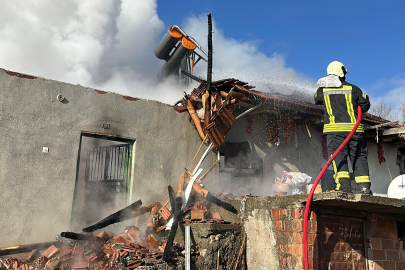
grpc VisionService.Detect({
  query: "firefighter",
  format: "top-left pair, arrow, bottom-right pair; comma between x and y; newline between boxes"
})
315,61 -> 372,194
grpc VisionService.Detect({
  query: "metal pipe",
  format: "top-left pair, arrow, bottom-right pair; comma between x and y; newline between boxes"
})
235,104 -> 263,120
185,226 -> 191,270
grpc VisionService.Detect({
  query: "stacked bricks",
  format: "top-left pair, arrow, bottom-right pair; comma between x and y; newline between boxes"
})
271,207 -> 318,270
367,215 -> 405,270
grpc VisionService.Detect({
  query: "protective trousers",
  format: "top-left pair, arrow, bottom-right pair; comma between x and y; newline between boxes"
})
326,133 -> 371,192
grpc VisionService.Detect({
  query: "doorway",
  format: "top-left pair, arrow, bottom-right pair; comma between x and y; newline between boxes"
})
71,133 -> 135,231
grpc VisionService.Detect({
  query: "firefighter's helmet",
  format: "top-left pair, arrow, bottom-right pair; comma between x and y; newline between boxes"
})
327,61 -> 348,78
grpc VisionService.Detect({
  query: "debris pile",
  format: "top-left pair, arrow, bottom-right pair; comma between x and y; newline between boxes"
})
0,191 -> 240,270
1,227 -> 187,270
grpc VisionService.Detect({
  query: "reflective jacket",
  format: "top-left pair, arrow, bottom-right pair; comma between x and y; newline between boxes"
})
314,81 -> 370,133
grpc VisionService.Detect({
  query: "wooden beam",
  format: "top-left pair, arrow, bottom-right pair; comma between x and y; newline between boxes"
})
383,127 -> 405,136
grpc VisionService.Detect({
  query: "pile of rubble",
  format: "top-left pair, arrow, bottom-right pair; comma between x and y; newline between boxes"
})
0,201 -> 240,270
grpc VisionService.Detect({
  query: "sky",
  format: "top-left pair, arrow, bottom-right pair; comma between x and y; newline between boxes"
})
0,0 -> 404,120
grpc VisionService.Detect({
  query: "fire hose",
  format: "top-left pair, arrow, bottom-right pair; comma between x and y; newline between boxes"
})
303,106 -> 362,270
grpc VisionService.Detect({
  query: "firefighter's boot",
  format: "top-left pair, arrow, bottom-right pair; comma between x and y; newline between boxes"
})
357,182 -> 372,195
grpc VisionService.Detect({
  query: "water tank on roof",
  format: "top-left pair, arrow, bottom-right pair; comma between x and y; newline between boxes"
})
154,27 -> 183,61
157,36 -> 197,81
387,174 -> 405,199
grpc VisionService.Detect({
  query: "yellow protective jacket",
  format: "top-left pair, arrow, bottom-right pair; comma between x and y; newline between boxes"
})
314,81 -> 370,133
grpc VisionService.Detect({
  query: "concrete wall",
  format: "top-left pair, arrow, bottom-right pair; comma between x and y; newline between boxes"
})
367,142 -> 401,195
0,69 -> 215,246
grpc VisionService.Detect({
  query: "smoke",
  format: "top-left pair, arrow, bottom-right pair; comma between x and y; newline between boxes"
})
0,0 -> 315,105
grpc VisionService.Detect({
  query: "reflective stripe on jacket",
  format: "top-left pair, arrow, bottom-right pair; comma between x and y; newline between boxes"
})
314,81 -> 370,133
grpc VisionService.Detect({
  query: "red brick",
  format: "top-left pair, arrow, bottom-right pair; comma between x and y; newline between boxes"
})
371,238 -> 382,249
382,239 -> 395,250
291,208 -> 303,219
395,240 -> 404,251
291,220 -> 304,232
386,228 -> 399,240
373,250 -> 386,261
272,208 -> 286,220
190,210 -> 205,221
382,261 -> 396,270
370,219 -> 379,228
379,219 -> 396,229
307,245 -> 314,258
309,221 -> 317,233
308,257 -> 318,269
370,227 -> 397,239
274,220 -> 283,231
400,250 -> 405,261
310,211 -> 317,221
387,250 -> 399,261
279,257 -> 288,266
397,261 -> 405,269
278,244 -> 285,255
290,232 -> 303,244
307,233 -> 317,245
286,244 -> 304,256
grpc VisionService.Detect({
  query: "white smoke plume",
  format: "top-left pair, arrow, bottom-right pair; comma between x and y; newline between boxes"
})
0,0 -> 315,105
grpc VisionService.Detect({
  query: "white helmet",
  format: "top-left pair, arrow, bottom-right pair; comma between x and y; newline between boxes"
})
327,61 -> 348,78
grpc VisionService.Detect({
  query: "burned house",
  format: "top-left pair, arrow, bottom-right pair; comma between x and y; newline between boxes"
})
0,68 -> 218,247
2,65 -> 405,270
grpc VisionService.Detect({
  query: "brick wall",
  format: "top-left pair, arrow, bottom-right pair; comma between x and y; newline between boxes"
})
367,215 -> 405,270
271,207 -> 318,270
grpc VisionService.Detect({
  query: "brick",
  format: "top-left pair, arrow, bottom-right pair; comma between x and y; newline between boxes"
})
308,257 -> 318,269
278,244 -> 284,255
307,245 -> 314,258
191,210 -> 205,221
307,233 -> 317,245
290,232 -> 303,244
386,228 -> 398,240
286,244 -> 304,256
373,249 -> 386,261
397,261 -> 405,269
41,245 -> 59,259
400,251 -> 405,261
279,257 -> 288,266
379,219 -> 395,229
395,240 -> 404,251
158,206 -> 172,220
272,208 -> 286,220
382,239 -> 395,250
370,220 -> 379,229
310,221 -> 317,233
274,220 -> 283,231
291,208 -> 303,219
371,238 -> 381,249
291,220 -> 304,232
387,250 -> 399,261
382,261 -> 396,270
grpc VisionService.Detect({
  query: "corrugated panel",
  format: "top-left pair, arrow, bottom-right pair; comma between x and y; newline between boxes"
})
318,216 -> 366,270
